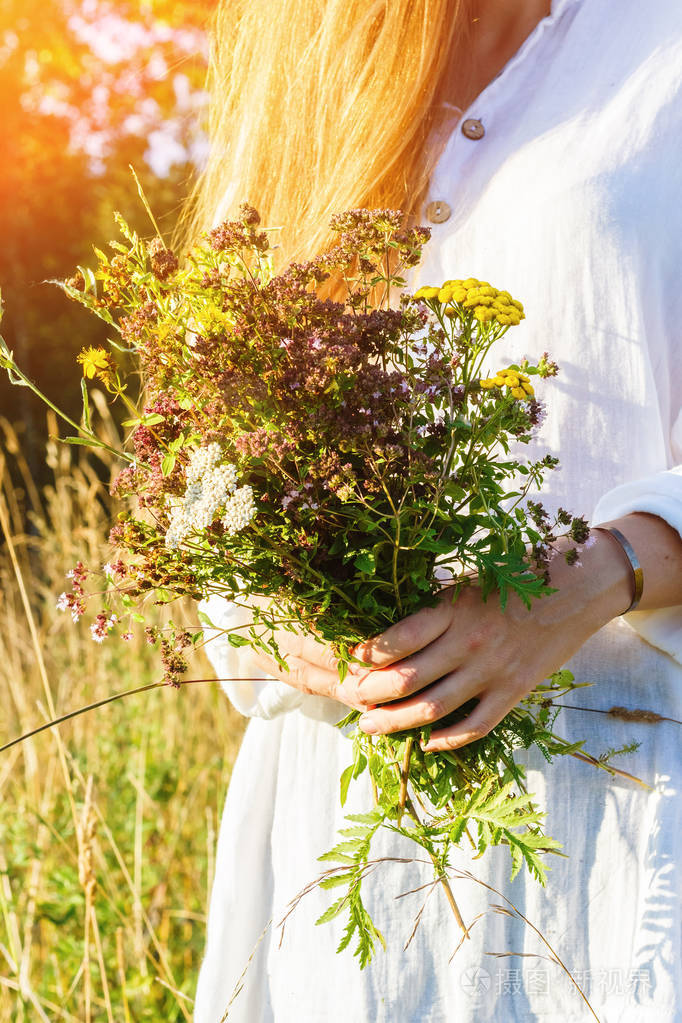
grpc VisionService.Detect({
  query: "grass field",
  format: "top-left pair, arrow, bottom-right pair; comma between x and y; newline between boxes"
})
0,412 -> 244,1021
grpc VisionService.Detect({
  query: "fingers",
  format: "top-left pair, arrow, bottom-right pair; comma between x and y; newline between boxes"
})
356,669 -> 484,735
250,647 -> 361,709
274,628 -> 340,674
350,630 -> 465,706
421,691 -> 516,752
350,593 -> 455,672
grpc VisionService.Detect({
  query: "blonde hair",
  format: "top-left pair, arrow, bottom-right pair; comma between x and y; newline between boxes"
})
180,0 -> 471,264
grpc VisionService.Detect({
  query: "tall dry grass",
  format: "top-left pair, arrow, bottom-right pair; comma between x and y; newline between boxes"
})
0,402 -> 244,1021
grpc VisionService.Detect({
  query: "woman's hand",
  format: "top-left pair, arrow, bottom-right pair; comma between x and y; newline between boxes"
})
243,599 -> 364,709
342,512 -> 682,751
245,512 -> 682,747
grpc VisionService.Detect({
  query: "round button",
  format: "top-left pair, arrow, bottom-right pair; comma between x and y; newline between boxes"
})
425,200 -> 452,224
461,118 -> 485,140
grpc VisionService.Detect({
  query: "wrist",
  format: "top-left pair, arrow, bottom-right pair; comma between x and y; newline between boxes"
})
546,530 -> 634,625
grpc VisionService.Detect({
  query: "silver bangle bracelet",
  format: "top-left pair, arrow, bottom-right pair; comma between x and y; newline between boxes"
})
594,525 -> 644,614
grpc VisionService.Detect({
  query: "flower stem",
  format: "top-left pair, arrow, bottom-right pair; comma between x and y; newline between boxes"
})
390,741 -> 470,938
397,737 -> 413,825
403,794 -> 470,939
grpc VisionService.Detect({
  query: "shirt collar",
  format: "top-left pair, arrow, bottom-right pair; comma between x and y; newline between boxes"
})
550,0 -> 582,17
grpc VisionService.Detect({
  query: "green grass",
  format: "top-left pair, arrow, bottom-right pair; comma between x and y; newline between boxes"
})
0,413 -> 244,1021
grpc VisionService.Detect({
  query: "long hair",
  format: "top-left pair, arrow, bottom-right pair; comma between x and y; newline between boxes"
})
180,0 -> 471,264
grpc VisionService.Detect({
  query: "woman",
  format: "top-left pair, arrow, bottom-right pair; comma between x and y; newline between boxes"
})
190,1 -> 682,1020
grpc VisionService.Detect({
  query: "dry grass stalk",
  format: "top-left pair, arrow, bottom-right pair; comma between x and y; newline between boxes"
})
0,414 -> 244,1020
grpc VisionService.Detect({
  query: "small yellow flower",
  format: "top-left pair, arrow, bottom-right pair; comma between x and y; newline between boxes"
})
481,365 -> 536,399
77,347 -> 113,382
416,277 -> 525,327
474,305 -> 495,323
413,285 -> 441,300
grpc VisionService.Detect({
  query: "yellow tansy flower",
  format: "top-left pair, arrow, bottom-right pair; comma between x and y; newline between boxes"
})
414,277 -> 525,327
413,284 -> 439,298
474,306 -> 495,322
77,346 -> 113,381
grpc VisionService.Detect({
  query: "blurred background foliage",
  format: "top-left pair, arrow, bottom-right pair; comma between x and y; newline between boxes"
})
0,0 -> 213,481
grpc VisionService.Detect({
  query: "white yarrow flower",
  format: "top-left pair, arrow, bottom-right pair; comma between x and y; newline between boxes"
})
165,445 -> 256,547
222,485 -> 256,535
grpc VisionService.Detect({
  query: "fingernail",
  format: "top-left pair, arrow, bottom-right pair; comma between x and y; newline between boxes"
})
422,741 -> 457,753
359,714 -> 378,734
422,740 -> 443,753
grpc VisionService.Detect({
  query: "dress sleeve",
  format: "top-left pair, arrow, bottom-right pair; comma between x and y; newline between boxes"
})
591,408 -> 682,665
198,594 -> 305,719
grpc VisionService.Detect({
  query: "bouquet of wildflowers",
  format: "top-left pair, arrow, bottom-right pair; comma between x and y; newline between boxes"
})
0,204 -> 631,966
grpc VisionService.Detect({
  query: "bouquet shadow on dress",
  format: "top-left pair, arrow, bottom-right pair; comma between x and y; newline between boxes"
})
0,202 -> 641,988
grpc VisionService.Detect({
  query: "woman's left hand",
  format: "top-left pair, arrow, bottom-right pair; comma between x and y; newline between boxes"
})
343,530 -> 635,752
262,512 -> 682,752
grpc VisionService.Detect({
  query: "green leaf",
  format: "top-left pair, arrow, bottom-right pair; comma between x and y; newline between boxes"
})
354,552 -> 376,574
315,894 -> 350,925
227,633 -> 251,648
80,377 -> 92,431
319,873 -> 354,890
161,452 -> 176,477
318,850 -> 355,865
121,412 -> 165,428
339,765 -> 354,808
61,436 -> 102,448
449,817 -> 468,845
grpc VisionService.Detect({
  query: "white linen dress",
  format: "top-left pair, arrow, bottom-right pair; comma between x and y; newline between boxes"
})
194,1 -> 682,1019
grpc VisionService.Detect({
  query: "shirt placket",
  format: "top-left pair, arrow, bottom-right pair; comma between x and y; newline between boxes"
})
424,0 -> 582,229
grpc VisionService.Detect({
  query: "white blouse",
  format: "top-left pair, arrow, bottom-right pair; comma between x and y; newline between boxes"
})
195,1 -> 682,1019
